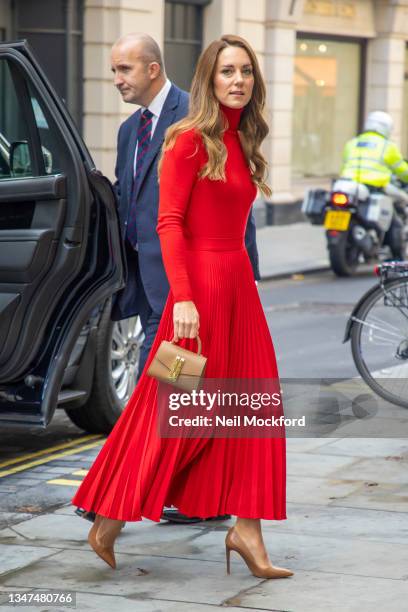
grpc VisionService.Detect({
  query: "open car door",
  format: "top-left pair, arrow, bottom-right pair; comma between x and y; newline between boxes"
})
0,42 -> 125,426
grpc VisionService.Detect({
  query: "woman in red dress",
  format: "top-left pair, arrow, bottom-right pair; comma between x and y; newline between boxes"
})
72,34 -> 293,580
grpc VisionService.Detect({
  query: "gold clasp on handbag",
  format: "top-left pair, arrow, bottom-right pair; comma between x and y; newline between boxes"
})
168,355 -> 185,382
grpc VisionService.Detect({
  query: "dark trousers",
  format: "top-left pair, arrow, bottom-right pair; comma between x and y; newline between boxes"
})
137,298 -> 161,379
124,240 -> 162,379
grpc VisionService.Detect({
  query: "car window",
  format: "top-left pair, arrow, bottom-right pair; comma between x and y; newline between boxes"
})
0,59 -> 35,179
0,56 -> 67,180
29,88 -> 63,175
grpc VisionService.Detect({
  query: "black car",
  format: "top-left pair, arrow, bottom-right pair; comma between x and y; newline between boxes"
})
0,41 -> 143,433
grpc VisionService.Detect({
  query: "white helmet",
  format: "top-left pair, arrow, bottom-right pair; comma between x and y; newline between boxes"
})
364,111 -> 393,138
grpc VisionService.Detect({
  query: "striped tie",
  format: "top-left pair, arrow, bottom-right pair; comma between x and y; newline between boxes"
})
126,108 -> 154,248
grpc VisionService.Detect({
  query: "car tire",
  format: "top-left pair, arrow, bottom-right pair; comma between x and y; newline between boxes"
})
65,298 -> 143,433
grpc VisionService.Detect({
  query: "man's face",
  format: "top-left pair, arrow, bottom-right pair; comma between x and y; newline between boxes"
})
111,43 -> 152,105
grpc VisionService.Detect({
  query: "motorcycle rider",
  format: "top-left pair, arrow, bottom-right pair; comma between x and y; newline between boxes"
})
340,110 -> 408,259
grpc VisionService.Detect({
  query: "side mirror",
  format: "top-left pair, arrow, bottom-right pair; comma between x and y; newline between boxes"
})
9,141 -> 31,176
9,141 -> 53,176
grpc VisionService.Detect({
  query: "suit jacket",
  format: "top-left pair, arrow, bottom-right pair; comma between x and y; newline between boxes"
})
111,83 -> 260,321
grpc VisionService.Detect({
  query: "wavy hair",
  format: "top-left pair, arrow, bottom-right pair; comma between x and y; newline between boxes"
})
159,34 -> 271,196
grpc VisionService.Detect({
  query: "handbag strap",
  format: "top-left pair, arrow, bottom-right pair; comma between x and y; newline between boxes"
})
171,335 -> 202,356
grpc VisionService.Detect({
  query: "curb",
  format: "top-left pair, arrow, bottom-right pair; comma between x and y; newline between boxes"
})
260,265 -> 331,282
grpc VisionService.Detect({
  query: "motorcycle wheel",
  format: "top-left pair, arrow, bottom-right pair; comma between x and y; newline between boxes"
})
328,231 -> 360,277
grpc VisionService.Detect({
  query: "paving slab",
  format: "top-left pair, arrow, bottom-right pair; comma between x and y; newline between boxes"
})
311,437 -> 408,458
0,486 -> 17,493
5,515 -> 406,581
60,499 -> 408,544
286,452 -> 357,478
263,502 -> 408,544
108,526 -> 407,580
332,456 -> 408,485
54,505 -> 89,516
0,513 -> 113,548
0,588 -> 268,612
0,513 -> 219,552
0,543 -> 59,576
0,548 -> 260,606
0,486 -> 72,514
0,513 -> 33,531
228,569 -> 408,612
331,414 -> 408,438
330,481 -> 408,512
286,474 -> 363,506
286,437 -> 342,452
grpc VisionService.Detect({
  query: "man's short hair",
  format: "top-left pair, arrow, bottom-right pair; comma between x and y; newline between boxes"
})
115,33 -> 164,71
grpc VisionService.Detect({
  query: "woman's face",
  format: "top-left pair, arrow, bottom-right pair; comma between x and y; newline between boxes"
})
213,46 -> 255,109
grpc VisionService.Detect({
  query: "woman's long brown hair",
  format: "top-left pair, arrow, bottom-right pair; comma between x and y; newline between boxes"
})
159,34 -> 271,197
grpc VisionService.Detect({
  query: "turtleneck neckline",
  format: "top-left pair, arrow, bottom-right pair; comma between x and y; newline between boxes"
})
220,103 -> 243,131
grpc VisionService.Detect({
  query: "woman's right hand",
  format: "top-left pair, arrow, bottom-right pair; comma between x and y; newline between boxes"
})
173,301 -> 200,341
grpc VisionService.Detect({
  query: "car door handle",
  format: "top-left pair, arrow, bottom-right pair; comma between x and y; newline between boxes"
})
64,226 -> 82,246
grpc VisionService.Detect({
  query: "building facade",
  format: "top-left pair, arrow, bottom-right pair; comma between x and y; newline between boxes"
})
1,0 -> 408,223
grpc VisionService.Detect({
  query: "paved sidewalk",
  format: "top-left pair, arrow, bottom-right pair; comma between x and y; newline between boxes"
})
257,222 -> 329,279
0,436 -> 407,611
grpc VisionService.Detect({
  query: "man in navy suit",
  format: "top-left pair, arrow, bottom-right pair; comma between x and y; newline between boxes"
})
76,33 -> 260,524
109,33 -> 189,374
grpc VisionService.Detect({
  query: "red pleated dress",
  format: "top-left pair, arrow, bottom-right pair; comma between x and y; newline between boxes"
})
71,104 -> 287,521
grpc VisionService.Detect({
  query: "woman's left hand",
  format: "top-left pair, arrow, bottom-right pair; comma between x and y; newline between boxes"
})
173,301 -> 200,341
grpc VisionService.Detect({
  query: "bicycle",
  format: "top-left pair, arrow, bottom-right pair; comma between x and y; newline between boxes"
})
344,261 -> 408,408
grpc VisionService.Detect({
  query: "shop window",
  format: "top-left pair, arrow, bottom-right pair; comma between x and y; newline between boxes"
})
12,0 -> 84,131
292,37 -> 363,178
164,0 -> 210,91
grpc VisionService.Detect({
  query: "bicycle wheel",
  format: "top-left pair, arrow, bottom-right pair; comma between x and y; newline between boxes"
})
350,277 -> 408,408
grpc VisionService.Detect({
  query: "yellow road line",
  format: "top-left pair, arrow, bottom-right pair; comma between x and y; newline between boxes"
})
47,478 -> 83,486
72,469 -> 89,476
0,440 -> 104,478
0,435 -> 104,469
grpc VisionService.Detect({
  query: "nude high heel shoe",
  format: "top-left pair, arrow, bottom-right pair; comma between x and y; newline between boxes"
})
225,526 -> 294,579
88,515 -> 126,569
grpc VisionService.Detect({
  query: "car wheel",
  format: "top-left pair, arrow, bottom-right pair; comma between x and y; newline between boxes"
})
65,298 -> 144,433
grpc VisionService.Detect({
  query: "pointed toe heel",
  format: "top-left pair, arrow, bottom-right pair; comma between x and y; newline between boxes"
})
87,515 -> 124,569
88,524 -> 117,569
225,526 -> 294,580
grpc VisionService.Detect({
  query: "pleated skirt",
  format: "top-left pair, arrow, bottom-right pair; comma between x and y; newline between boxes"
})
71,241 -> 287,521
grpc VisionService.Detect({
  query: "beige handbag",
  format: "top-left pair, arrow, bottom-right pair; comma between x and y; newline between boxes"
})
147,336 -> 207,392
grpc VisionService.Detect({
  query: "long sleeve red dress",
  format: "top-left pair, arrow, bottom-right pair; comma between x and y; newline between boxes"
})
71,103 -> 287,521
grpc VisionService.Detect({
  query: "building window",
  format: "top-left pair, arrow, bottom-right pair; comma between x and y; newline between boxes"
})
292,36 -> 363,178
164,0 -> 210,91
12,0 -> 84,131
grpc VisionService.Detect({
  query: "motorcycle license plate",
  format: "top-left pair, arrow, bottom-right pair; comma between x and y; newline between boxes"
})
324,210 -> 351,231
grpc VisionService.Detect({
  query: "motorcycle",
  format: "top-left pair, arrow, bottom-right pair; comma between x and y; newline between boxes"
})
302,178 -> 408,276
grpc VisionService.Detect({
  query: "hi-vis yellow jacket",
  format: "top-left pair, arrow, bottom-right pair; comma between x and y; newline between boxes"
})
341,131 -> 408,187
